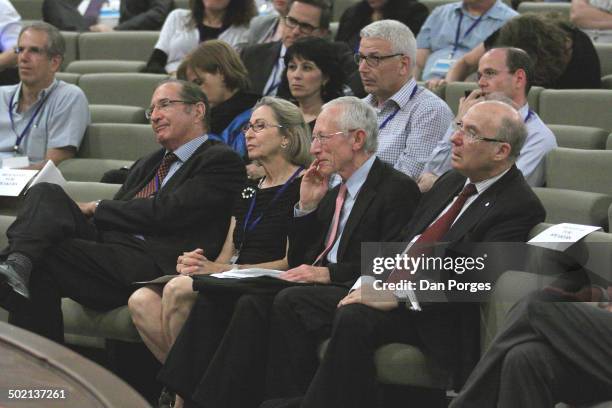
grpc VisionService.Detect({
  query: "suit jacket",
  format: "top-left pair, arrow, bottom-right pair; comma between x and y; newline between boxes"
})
243,14 -> 280,46
93,139 -> 246,274
401,165 -> 546,388
288,158 -> 421,286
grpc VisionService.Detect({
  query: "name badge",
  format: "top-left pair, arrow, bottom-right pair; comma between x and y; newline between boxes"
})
430,58 -> 457,76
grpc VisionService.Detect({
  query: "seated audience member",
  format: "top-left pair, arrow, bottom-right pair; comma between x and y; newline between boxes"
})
0,79 -> 245,343
571,0 -> 612,44
43,0 -> 172,32
336,0 -> 429,52
143,0 -> 257,74
177,39 -> 260,157
244,0 -> 290,45
450,289 -> 612,408
415,0 -> 517,81
129,96 -> 310,407
261,100 -> 545,408
357,19 -> 453,179
0,22 -> 89,169
157,96 -> 421,408
240,0 -> 355,97
279,37 -> 345,130
432,13 -> 601,90
0,0 -> 20,85
419,47 -> 556,191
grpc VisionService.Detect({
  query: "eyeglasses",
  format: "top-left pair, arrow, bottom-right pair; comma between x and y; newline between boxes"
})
14,46 -> 48,56
354,53 -> 404,68
283,16 -> 319,34
311,129 -> 356,144
452,122 -> 504,143
242,120 -> 284,133
476,68 -> 511,81
145,99 -> 195,120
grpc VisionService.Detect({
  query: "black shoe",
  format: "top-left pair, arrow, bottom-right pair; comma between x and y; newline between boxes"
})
158,387 -> 175,408
0,261 -> 29,299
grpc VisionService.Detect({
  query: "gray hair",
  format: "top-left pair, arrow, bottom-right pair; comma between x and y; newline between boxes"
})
19,22 -> 65,62
155,79 -> 210,130
360,20 -> 416,68
322,96 -> 378,154
254,96 -> 312,168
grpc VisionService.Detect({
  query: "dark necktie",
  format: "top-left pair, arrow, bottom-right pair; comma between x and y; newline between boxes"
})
134,153 -> 178,198
313,183 -> 348,266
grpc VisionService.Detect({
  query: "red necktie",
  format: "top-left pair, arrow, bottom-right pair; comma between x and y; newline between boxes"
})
134,153 -> 178,198
313,183 -> 348,266
389,183 -> 477,282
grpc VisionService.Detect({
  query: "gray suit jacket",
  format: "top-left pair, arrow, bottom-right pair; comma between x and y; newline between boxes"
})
243,14 -> 280,46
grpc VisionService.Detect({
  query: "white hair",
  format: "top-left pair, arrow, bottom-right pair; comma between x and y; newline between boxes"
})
360,19 -> 416,68
322,96 -> 378,154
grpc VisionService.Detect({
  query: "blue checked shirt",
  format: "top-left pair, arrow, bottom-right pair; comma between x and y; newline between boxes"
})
364,79 -> 454,180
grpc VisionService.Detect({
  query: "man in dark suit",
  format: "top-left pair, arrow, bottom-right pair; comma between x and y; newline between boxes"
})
240,0 -> 355,96
157,96 -> 420,408
0,79 -> 245,343
43,0 -> 172,32
261,100 -> 545,408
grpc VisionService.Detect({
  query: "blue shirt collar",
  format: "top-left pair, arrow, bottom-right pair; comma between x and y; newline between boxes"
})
344,154 -> 376,199
455,0 -> 509,20
169,134 -> 208,162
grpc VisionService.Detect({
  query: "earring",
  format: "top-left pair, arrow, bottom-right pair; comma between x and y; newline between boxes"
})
281,143 -> 288,149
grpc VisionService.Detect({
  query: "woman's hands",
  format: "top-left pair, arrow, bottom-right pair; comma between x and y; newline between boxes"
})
176,248 -> 233,275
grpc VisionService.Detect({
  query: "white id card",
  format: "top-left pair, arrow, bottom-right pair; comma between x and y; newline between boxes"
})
430,58 -> 457,76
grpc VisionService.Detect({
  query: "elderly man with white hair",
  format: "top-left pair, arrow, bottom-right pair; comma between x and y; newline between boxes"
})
357,19 -> 453,179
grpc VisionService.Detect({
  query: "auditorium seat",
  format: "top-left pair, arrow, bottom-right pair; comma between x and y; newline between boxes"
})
595,43 -> 612,77
58,159 -> 134,182
602,74 -> 612,90
9,0 -> 43,20
608,133 -> 612,150
65,60 -> 147,74
548,125 -> 609,150
89,105 -> 147,124
56,72 -> 80,85
517,1 -> 570,18
332,0 -> 360,21
77,31 -> 159,61
420,0 -> 458,12
538,90 -> 612,131
173,0 -> 189,9
545,148 -> 612,195
77,123 -> 158,160
60,31 -> 79,69
533,187 -> 612,231
78,73 -> 168,108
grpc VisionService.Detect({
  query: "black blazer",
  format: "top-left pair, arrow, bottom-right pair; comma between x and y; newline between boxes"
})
401,165 -> 546,388
288,158 -> 421,286
93,139 -> 246,274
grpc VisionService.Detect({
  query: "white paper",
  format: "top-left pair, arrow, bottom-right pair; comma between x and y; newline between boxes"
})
1,156 -> 30,169
528,223 -> 603,251
28,160 -> 67,190
0,169 -> 38,196
210,268 -> 284,279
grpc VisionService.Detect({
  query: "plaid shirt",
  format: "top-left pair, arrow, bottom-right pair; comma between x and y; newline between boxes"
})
364,79 -> 454,179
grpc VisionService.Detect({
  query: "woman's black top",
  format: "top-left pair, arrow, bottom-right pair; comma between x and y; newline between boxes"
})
210,91 -> 260,135
335,0 -> 429,51
232,176 -> 301,265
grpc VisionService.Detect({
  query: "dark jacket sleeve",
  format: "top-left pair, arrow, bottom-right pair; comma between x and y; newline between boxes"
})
116,0 -> 173,30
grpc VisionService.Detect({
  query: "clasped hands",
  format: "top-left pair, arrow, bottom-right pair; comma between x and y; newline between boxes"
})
176,249 -> 232,275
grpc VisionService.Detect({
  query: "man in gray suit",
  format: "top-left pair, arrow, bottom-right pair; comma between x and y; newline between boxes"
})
244,0 -> 290,45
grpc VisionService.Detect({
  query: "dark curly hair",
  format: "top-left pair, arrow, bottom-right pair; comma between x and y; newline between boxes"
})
489,13 -> 571,88
281,37 -> 345,103
187,0 -> 257,28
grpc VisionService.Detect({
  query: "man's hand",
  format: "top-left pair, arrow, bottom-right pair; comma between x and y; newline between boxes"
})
417,172 -> 439,192
338,286 -> 399,311
456,89 -> 485,121
89,23 -> 113,32
176,248 -> 232,275
298,159 -> 329,211
77,201 -> 98,217
280,264 -> 331,283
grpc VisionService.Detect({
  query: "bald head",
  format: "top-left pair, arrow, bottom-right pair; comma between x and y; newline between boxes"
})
450,100 -> 526,181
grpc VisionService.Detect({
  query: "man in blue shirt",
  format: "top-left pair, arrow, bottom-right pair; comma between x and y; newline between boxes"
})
415,0 -> 517,80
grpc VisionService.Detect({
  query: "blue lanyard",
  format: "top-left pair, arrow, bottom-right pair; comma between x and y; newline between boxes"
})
242,166 -> 303,236
378,85 -> 418,131
524,110 -> 533,123
8,85 -> 55,153
452,11 -> 487,57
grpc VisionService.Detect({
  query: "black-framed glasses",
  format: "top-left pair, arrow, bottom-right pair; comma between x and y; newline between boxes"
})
145,99 -> 195,120
354,53 -> 404,68
283,15 -> 319,34
452,122 -> 504,143
311,129 -> 356,144
242,120 -> 284,133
